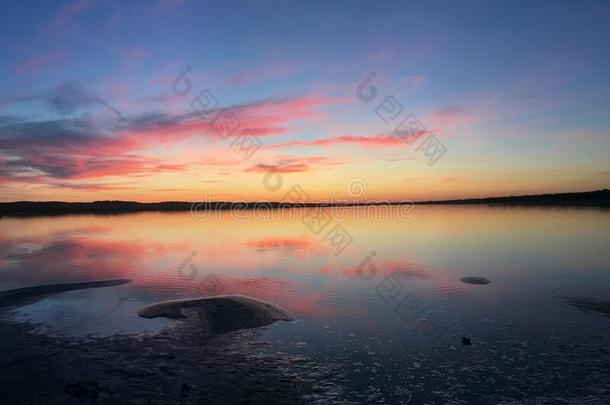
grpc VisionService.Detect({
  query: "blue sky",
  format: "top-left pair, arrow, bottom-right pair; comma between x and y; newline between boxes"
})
0,0 -> 609,201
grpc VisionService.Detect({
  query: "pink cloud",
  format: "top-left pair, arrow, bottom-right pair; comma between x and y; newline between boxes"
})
222,64 -> 298,86
442,176 -> 463,183
244,156 -> 348,174
232,95 -> 342,124
124,48 -> 154,70
364,51 -> 392,61
124,94 -> 341,143
431,106 -> 468,126
53,0 -> 95,29
278,156 -> 349,166
269,134 -> 424,149
14,53 -> 56,76
48,182 -> 132,191
399,75 -> 427,90
246,162 -> 310,174
1,94 -> 345,185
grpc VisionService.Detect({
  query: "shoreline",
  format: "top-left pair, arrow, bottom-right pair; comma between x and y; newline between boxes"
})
0,189 -> 608,217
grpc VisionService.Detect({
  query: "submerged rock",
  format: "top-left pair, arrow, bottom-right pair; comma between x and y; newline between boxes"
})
0,279 -> 132,310
138,295 -> 295,336
559,296 -> 610,316
64,381 -> 110,401
460,276 -> 491,285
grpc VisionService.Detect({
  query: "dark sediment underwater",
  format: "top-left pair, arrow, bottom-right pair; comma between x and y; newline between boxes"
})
1,279 -> 610,404
558,296 -> 610,316
0,280 -> 351,404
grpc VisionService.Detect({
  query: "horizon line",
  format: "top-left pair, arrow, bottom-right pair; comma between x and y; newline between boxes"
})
1,189 -> 608,206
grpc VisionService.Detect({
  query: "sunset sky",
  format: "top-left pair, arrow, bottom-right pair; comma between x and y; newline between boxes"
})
1,0 -> 609,202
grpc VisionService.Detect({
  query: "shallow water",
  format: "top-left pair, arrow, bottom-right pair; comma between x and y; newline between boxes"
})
1,206 -> 609,402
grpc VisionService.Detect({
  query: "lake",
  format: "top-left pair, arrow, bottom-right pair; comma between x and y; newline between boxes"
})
1,205 -> 609,403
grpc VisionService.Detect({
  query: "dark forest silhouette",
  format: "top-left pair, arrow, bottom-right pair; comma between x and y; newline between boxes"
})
0,190 -> 608,217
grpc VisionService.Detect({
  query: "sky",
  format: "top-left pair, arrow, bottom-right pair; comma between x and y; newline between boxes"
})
0,0 -> 609,202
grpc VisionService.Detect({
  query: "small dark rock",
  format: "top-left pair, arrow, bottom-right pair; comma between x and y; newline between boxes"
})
180,382 -> 192,398
65,381 -> 100,400
460,276 -> 490,285
158,365 -> 176,376
104,368 -> 129,377
461,337 -> 472,346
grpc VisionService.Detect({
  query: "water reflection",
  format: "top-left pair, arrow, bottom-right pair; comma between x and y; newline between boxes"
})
0,206 -> 609,401
1,207 -> 609,332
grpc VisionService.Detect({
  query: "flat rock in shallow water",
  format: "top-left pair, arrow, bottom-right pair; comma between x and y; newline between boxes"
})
559,296 -> 610,316
460,276 -> 491,285
138,295 -> 295,336
0,279 -> 132,310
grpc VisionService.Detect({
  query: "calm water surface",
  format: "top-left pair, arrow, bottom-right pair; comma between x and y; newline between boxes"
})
1,206 -> 609,402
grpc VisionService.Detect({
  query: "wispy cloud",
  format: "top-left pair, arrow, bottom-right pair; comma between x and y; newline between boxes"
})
269,134 -> 427,149
221,64 -> 298,86
53,0 -> 95,30
246,162 -> 310,174
0,91 -> 343,186
14,53 -> 56,76
245,155 -> 349,174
